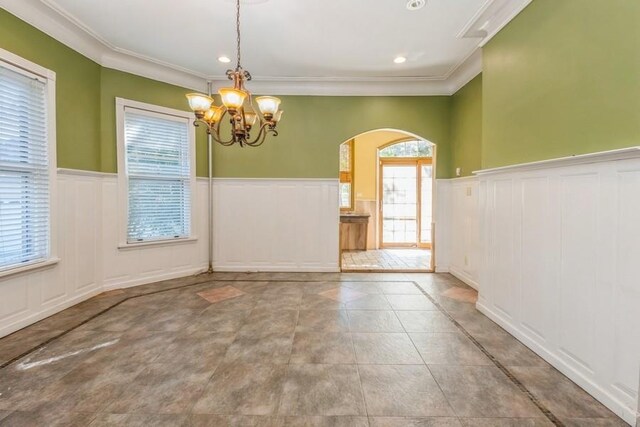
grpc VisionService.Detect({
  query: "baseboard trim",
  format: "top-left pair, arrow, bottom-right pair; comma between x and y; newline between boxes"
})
449,266 -> 479,290
0,286 -> 103,338
212,265 -> 340,273
476,302 -> 636,425
102,266 -> 208,291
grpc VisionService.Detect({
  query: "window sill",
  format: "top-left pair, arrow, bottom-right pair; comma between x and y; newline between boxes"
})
0,257 -> 60,280
118,236 -> 198,251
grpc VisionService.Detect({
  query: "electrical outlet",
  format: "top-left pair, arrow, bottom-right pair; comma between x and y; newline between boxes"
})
466,187 -> 472,196
456,167 -> 461,177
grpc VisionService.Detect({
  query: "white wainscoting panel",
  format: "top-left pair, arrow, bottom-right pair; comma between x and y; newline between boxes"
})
434,179 -> 452,273
0,172 -> 105,338
101,175 -> 208,290
0,171 -> 209,338
211,178 -> 340,272
447,177 -> 480,288
0,173 -> 343,337
475,150 -> 640,425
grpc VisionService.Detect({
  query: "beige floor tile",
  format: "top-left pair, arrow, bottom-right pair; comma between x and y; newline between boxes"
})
429,365 -> 543,418
352,333 -> 423,364
359,364 -> 454,417
193,363 -> 286,415
289,332 -> 355,364
279,364 -> 366,416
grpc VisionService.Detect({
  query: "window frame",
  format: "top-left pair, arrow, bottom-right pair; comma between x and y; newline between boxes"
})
0,48 -> 58,279
115,97 -> 197,249
339,139 -> 355,212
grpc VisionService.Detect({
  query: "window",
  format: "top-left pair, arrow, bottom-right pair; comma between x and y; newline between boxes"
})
379,139 -> 432,158
339,140 -> 354,211
0,52 -> 56,273
116,99 -> 195,246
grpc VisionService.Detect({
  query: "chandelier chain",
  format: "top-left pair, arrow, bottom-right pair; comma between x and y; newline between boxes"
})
186,0 -> 281,147
236,0 -> 241,70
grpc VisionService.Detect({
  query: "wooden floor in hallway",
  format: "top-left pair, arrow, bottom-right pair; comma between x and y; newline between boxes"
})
0,272 -> 627,426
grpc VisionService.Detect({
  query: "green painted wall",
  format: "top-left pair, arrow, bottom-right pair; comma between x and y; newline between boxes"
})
100,74 -> 453,177
450,74 -> 482,177
4,2 -> 640,179
99,73 -> 453,177
0,9 -> 455,179
99,68 -> 209,176
0,8 -> 101,171
482,0 -> 640,169
209,95 -> 452,178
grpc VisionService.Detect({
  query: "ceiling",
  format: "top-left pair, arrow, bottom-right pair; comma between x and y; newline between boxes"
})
0,0 -> 532,95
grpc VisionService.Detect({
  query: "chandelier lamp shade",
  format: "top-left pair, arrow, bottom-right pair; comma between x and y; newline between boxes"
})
185,0 -> 282,147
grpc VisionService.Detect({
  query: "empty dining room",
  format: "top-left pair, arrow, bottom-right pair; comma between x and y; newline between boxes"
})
0,0 -> 639,426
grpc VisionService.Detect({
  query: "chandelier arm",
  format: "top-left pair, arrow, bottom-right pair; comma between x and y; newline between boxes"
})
252,127 -> 277,147
208,109 -> 236,145
211,127 -> 236,145
244,122 -> 268,146
245,122 -> 277,147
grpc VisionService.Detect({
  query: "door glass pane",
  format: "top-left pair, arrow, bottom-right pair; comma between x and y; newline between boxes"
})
381,165 -> 417,245
420,164 -> 433,244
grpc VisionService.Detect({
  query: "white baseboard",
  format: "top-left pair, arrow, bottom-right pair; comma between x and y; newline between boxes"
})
477,302 -> 636,425
0,286 -> 103,338
212,265 -> 340,273
102,265 -> 209,291
449,266 -> 479,290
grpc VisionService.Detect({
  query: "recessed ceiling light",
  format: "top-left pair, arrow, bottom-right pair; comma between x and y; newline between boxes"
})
406,0 -> 426,11
218,56 -> 231,63
394,56 -> 407,64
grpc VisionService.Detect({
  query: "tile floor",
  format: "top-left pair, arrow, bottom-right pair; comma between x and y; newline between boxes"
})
341,249 -> 432,271
0,272 -> 628,426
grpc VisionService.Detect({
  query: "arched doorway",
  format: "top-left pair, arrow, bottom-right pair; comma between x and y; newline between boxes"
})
338,129 -> 435,272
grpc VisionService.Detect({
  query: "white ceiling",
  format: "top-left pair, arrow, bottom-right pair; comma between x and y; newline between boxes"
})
0,0 -> 533,95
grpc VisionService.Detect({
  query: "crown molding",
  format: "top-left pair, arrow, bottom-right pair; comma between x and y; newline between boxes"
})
458,0 -> 533,47
446,49 -> 482,95
1,0 -> 529,96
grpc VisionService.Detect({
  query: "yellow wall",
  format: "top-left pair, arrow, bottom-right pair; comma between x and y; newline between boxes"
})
352,130 -> 412,201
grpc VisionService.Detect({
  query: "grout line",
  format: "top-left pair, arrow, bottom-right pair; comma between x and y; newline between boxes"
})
409,281 -> 565,427
395,303 -> 461,423
0,274 -> 231,370
349,318 -> 370,422
1,274 -> 561,426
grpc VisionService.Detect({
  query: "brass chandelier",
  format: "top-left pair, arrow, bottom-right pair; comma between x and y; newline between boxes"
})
186,0 -> 282,147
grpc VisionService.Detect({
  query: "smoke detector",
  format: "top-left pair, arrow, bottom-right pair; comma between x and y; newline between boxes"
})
406,0 -> 426,11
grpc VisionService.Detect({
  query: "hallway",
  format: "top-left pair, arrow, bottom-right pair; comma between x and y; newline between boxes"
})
0,272 -> 624,426
341,249 -> 432,271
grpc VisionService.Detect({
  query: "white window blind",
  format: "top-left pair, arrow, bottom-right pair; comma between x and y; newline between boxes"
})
0,63 -> 50,271
123,108 -> 191,243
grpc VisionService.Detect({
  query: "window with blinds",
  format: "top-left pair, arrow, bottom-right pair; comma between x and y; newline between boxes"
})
123,107 -> 192,243
0,62 -> 50,271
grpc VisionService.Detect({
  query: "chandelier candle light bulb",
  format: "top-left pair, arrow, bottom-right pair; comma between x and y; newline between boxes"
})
186,93 -> 213,117
219,88 -> 247,111
256,96 -> 281,119
185,0 -> 282,147
204,106 -> 224,123
244,111 -> 258,127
